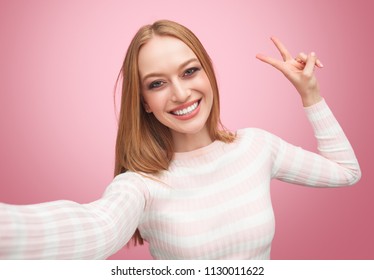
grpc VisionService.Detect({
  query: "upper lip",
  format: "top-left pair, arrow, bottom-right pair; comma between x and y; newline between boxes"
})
169,99 -> 201,113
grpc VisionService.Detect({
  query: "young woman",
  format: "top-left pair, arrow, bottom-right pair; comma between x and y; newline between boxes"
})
0,20 -> 361,259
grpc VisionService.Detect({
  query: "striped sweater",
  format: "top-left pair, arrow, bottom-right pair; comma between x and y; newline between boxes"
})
0,99 -> 361,259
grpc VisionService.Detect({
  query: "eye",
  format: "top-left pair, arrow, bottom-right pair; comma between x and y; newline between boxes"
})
183,67 -> 200,77
148,80 -> 165,89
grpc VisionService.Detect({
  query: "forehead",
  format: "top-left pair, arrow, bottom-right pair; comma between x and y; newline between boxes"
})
138,36 -> 197,76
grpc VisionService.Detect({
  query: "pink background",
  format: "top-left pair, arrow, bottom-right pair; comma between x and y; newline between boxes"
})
0,0 -> 373,259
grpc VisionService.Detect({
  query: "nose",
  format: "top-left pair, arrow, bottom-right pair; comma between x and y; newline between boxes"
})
171,80 -> 191,103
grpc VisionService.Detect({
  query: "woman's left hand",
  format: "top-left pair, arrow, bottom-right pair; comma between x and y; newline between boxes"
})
256,37 -> 323,107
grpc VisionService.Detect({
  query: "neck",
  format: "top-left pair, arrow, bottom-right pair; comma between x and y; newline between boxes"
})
171,127 -> 213,153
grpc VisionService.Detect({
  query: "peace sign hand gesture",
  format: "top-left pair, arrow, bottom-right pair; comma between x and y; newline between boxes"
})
256,37 -> 323,107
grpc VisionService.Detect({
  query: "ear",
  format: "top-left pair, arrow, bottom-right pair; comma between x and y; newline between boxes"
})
143,102 -> 152,113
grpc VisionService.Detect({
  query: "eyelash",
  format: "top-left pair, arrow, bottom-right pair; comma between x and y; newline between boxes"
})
148,80 -> 164,89
148,67 -> 201,90
183,67 -> 200,77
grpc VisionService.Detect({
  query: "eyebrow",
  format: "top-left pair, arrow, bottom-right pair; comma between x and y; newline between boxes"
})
141,58 -> 199,83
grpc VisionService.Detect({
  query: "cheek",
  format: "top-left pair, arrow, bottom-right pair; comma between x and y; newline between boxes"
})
143,92 -> 169,111
196,73 -> 213,94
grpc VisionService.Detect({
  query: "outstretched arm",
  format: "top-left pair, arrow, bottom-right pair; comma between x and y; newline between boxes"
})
0,172 -> 147,259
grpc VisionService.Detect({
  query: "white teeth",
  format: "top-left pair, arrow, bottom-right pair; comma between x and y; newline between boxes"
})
172,101 -> 198,116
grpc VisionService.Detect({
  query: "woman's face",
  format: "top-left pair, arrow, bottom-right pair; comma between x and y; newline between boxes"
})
138,35 -> 213,140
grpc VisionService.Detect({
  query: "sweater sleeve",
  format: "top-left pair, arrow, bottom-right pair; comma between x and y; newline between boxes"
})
0,172 -> 148,259
270,99 -> 361,187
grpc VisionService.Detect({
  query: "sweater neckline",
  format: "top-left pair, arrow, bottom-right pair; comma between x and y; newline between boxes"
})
172,139 -> 224,161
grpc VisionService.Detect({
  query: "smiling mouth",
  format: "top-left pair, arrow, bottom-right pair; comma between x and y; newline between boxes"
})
170,99 -> 201,116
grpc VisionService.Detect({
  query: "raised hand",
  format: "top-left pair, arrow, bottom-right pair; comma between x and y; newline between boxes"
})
256,37 -> 323,107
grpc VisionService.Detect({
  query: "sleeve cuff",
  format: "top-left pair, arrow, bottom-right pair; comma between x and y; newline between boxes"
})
303,98 -> 343,135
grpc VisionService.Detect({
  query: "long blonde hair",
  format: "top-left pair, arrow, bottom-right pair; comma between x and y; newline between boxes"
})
114,20 -> 235,245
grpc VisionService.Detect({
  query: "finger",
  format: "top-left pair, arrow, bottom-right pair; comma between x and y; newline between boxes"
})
303,52 -> 318,76
316,58 -> 324,68
270,37 -> 293,61
294,52 -> 307,70
296,52 -> 308,64
256,53 -> 284,72
296,52 -> 324,68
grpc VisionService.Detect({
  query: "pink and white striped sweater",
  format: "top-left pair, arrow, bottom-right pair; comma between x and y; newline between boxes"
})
0,99 -> 361,259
